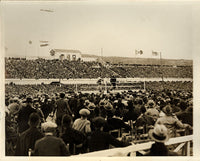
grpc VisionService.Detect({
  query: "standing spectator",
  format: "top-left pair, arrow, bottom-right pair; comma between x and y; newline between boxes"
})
55,93 -> 73,127
34,121 -> 70,156
17,97 -> 36,134
15,113 -> 43,156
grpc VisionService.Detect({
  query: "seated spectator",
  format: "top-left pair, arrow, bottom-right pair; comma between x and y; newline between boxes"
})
15,113 -> 43,156
34,121 -> 70,156
73,109 -> 91,135
144,124 -> 178,156
88,117 -> 131,152
145,100 -> 159,122
176,101 -> 192,126
61,114 -> 86,155
106,109 -> 131,133
135,106 -> 155,134
155,105 -> 189,137
123,100 -> 139,122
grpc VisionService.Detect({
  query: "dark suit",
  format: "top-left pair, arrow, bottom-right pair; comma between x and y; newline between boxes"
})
17,105 -> 36,133
61,127 -> 86,154
88,129 -> 130,152
34,135 -> 70,156
56,98 -> 72,126
15,127 -> 43,156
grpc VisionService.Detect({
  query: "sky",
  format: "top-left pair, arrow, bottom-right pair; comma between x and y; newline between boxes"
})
1,1 -> 197,60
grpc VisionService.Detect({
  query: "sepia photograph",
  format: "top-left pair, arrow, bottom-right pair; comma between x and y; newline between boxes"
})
1,0 -> 200,159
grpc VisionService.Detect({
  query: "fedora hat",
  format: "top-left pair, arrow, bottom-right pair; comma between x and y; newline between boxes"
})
149,124 -> 169,143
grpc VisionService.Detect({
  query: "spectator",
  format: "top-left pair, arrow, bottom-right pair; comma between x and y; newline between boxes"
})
61,114 -> 86,155
15,113 -> 43,156
73,109 -> 91,135
144,124 -> 178,156
155,105 -> 188,137
55,93 -> 73,128
17,97 -> 37,134
88,117 -> 131,152
34,121 -> 70,156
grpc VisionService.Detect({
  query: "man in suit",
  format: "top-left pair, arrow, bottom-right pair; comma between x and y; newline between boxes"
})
55,93 -> 73,127
88,117 -> 131,152
34,121 -> 70,156
15,113 -> 43,156
17,97 -> 37,134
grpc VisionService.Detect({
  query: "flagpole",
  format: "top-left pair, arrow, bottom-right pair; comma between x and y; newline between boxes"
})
159,52 -> 164,91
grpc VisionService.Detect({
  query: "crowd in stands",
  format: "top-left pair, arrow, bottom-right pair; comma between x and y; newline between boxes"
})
6,88 -> 193,156
5,81 -> 192,97
5,58 -> 192,79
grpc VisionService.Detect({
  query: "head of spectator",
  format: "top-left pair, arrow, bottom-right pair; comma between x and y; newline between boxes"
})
147,100 -> 155,109
92,116 -> 106,131
179,101 -> 188,111
62,114 -> 73,128
87,102 -> 96,111
42,121 -> 57,135
28,113 -> 40,128
104,102 -> 113,111
163,105 -> 173,116
60,93 -> 65,99
79,108 -> 90,119
26,96 -> 33,104
140,106 -> 147,114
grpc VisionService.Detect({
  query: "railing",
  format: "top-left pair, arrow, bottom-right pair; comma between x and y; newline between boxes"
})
74,135 -> 193,157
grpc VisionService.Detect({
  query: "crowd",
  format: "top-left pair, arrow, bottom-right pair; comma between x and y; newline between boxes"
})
5,58 -> 192,79
5,81 -> 192,97
5,88 -> 193,156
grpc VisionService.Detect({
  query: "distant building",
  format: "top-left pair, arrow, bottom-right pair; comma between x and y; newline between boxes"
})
50,49 -> 82,61
82,57 -> 97,62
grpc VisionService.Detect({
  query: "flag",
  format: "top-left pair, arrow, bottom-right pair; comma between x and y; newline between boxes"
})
152,51 -> 159,56
135,50 -> 143,55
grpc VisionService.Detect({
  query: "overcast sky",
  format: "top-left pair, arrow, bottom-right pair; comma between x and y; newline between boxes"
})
1,1 -> 197,60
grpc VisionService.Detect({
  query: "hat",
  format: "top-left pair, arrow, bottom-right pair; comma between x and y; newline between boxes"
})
26,97 -> 33,103
79,108 -> 90,116
93,117 -> 106,128
41,121 -> 57,132
163,105 -> 173,115
149,124 -> 169,143
104,102 -> 113,111
147,100 -> 155,108
84,100 -> 90,107
87,102 -> 96,111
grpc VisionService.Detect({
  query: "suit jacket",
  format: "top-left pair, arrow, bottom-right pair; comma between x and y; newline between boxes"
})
15,127 -> 43,156
56,98 -> 72,118
17,105 -> 36,133
34,135 -> 70,156
88,129 -> 130,152
61,127 -> 86,154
